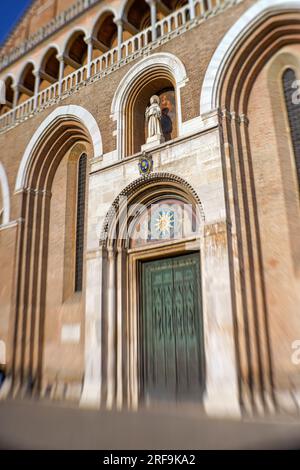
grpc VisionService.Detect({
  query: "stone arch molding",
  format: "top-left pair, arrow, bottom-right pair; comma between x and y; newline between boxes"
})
100,171 -> 205,246
62,27 -> 90,53
37,43 -> 61,70
0,162 -> 10,225
15,105 -> 103,192
200,0 -> 300,115
111,52 -> 188,158
90,6 -> 119,36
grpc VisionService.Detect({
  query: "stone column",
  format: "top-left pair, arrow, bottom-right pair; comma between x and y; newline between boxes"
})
12,84 -> 19,120
57,54 -> 65,96
106,247 -> 116,409
80,248 -> 104,408
202,221 -> 241,417
85,37 -> 93,79
114,19 -> 124,62
189,0 -> 195,20
116,246 -> 126,409
147,0 -> 157,42
33,70 -> 41,109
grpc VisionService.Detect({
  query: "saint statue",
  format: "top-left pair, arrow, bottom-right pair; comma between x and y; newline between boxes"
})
145,95 -> 164,142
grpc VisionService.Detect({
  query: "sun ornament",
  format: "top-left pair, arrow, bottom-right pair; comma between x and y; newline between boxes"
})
155,210 -> 175,236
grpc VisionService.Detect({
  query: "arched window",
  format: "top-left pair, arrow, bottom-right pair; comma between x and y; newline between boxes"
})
92,12 -> 118,57
64,31 -> 88,77
282,68 -> 300,187
40,47 -> 59,90
75,153 -> 87,292
18,63 -> 35,104
125,0 -> 151,31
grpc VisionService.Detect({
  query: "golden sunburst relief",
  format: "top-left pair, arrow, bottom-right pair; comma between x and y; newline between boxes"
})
155,210 -> 175,236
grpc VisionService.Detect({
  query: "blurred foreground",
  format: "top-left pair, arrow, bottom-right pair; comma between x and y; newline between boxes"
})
1,400 -> 300,450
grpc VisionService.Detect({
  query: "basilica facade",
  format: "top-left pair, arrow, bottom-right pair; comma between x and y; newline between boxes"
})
0,0 -> 300,418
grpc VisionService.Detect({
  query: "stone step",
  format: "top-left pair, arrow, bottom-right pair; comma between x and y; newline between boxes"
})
1,399 -> 300,449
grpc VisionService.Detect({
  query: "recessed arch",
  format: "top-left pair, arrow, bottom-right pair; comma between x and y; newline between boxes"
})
17,61 -> 36,86
100,171 -> 205,247
62,27 -> 89,54
111,52 -> 188,158
65,30 -> 87,67
124,0 -> 151,30
17,62 -> 35,104
15,105 -> 103,192
38,46 -> 60,91
0,162 -> 10,225
92,9 -> 117,36
91,6 -> 118,32
200,0 -> 300,114
92,10 -> 118,53
15,60 -> 36,85
37,44 -> 60,71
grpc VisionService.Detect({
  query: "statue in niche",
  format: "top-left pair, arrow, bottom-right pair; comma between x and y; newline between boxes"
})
143,95 -> 165,150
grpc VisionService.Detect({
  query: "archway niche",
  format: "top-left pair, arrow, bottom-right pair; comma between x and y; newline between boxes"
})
92,12 -> 118,59
64,31 -> 88,77
18,63 -> 35,105
0,77 -> 14,115
126,74 -> 178,156
39,47 -> 60,91
125,0 -> 151,31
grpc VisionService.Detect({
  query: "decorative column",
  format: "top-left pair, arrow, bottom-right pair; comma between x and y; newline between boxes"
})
202,221 -> 241,418
147,0 -> 157,42
85,36 -> 93,79
57,54 -> 65,96
12,84 -> 19,120
33,70 -> 41,109
189,0 -> 195,20
114,19 -> 124,62
106,247 -> 116,410
116,246 -> 126,409
80,248 -> 104,408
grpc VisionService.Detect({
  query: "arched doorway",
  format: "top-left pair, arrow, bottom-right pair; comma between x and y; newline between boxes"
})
99,173 -> 205,409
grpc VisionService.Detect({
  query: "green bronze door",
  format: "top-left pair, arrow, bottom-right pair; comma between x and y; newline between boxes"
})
141,253 -> 204,403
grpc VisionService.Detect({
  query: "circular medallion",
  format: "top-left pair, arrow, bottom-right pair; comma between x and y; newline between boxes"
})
138,153 -> 153,175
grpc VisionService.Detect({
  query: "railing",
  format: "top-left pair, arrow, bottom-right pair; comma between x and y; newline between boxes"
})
0,0 -> 241,133
37,82 -> 60,108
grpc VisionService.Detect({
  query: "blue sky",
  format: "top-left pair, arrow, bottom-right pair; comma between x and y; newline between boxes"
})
0,0 -> 32,46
